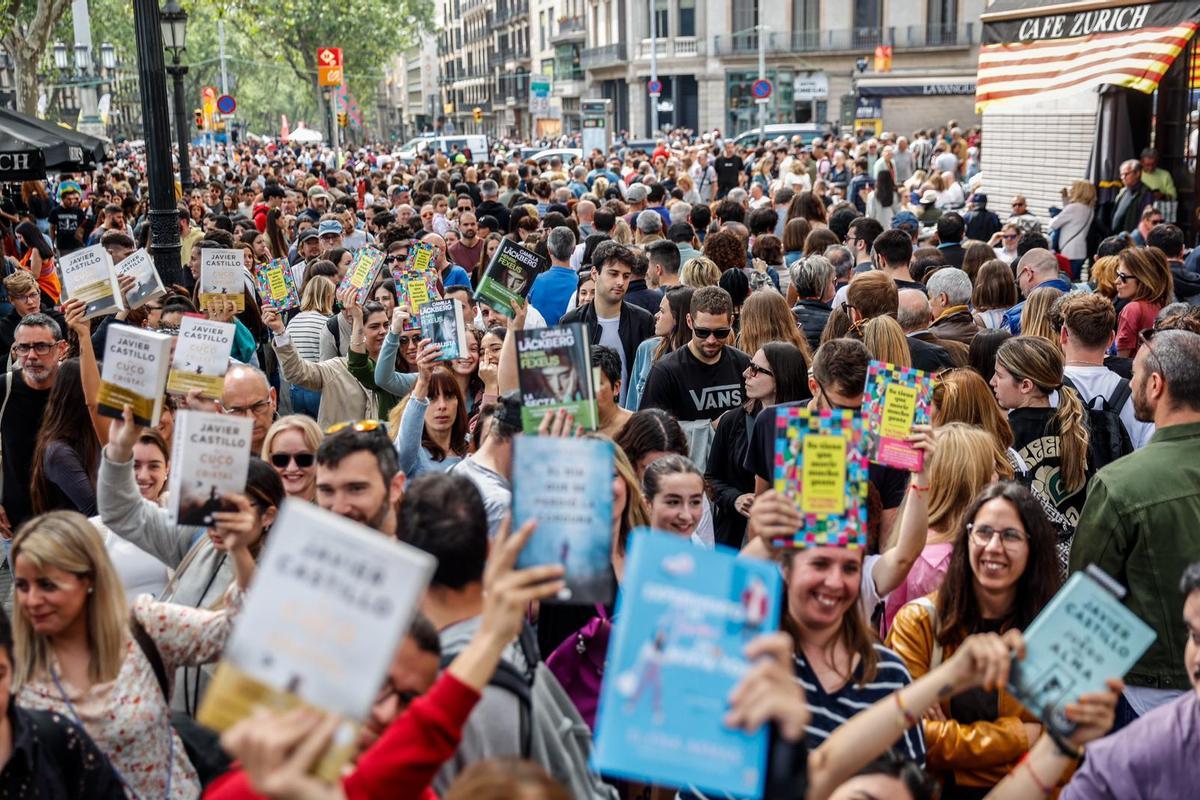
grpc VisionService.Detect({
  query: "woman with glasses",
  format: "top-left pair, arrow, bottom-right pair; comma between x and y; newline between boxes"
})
261,415 -> 324,502
887,481 -> 1060,798
96,407 -> 284,715
1113,247 -> 1174,358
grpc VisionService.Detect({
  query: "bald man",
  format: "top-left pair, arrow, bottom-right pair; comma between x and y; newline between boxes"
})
220,364 -> 278,454
1005,248 -> 1072,334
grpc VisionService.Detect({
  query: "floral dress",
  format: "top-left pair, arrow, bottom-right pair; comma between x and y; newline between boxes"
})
17,589 -> 242,800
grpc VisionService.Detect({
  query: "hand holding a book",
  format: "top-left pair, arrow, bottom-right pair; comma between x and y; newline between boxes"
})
388,307 -> 411,335
906,424 -> 935,486
261,304 -> 286,336
208,492 -> 262,591
537,406 -> 581,438
62,298 -> 88,338
413,339 -> 443,389
724,631 -> 810,742
220,707 -> 346,800
338,286 -> 362,324
506,298 -> 527,331
942,629 -> 1027,695
1061,678 -> 1122,748
744,491 -> 803,550
106,404 -> 144,463
208,296 -> 238,324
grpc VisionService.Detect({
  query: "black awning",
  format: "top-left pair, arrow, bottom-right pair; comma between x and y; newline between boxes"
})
0,131 -> 46,181
0,109 -> 108,165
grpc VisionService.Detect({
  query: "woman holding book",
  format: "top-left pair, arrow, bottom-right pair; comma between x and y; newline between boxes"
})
389,339 -> 470,479
96,406 -> 284,716
623,286 -> 693,411
261,415 -> 324,502
887,481 -> 1060,797
9,503 -> 256,800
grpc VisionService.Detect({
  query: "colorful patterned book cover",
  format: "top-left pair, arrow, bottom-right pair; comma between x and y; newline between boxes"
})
337,247 -> 385,305
393,244 -> 442,330
771,407 -> 869,549
255,258 -> 301,312
861,360 -> 934,472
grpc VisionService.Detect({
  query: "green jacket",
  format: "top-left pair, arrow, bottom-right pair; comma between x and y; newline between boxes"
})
347,349 -> 397,420
1068,421 -> 1200,691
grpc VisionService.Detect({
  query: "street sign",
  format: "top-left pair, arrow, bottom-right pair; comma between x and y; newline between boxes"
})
751,79 -> 773,100
216,94 -> 236,115
317,47 -> 344,87
317,47 -> 342,67
647,79 -> 663,96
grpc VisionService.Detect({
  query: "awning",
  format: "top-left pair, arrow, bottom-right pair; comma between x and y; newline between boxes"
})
0,109 -> 108,165
0,113 -> 90,172
977,0 -> 1200,112
856,74 -> 976,97
0,131 -> 46,181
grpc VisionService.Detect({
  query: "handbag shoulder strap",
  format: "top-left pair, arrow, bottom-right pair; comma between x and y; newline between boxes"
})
129,612 -> 170,702
912,597 -> 943,670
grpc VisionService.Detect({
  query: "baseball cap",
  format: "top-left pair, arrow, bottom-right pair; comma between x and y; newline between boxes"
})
920,189 -> 939,205
308,185 -> 331,199
626,184 -> 649,203
478,214 -> 499,230
317,220 -> 343,237
891,211 -> 919,234
297,228 -> 319,244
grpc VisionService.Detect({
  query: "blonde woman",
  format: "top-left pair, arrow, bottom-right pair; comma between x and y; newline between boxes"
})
861,316 -> 911,368
11,509 -> 255,799
1089,254 -> 1120,300
680,255 -> 721,288
736,290 -> 812,361
611,216 -> 632,245
1050,180 -> 1096,274
261,415 -> 324,502
1019,286 -> 1064,349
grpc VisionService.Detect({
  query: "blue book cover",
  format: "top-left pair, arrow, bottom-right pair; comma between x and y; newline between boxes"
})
1008,568 -> 1155,736
513,436 -> 615,604
592,529 -> 782,797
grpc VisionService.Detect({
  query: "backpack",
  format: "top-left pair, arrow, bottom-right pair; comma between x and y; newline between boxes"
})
1065,377 -> 1134,470
442,624 -> 619,800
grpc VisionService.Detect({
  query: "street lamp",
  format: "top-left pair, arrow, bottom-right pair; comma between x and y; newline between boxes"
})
53,42 -> 69,71
160,0 -> 192,195
74,43 -> 92,72
100,42 -> 117,71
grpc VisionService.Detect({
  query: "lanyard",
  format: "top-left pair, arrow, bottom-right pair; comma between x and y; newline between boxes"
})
50,664 -> 174,800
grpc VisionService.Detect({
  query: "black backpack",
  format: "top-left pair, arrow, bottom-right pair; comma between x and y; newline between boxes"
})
1065,377 -> 1134,470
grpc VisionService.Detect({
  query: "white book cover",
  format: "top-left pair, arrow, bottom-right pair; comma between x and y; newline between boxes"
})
57,244 -> 124,319
115,249 -> 166,310
197,499 -> 436,778
167,316 -> 235,398
166,409 -> 252,526
199,248 -> 246,311
98,324 -> 173,426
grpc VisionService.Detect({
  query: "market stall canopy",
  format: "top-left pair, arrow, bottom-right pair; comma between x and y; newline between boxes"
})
977,0 -> 1200,111
0,130 -> 46,181
0,108 -> 109,164
286,126 -> 324,144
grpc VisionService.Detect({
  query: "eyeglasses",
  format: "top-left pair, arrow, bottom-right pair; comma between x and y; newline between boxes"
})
270,451 -> 315,469
692,326 -> 731,341
1114,271 -> 1136,283
968,523 -> 1028,547
14,291 -> 40,303
325,418 -> 385,435
12,342 -> 58,356
220,398 -> 273,416
1001,234 -> 1018,241
746,362 -> 773,378
397,333 -> 422,346
840,301 -> 856,318
814,377 -> 859,411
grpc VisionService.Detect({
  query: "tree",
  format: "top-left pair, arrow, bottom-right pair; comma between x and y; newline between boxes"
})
0,0 -> 75,114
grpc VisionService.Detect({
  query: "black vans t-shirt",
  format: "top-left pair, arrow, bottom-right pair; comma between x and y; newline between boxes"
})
0,371 -> 51,527
640,344 -> 751,422
48,205 -> 86,253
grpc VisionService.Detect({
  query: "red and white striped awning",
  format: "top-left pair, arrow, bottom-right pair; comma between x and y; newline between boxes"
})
977,1 -> 1200,111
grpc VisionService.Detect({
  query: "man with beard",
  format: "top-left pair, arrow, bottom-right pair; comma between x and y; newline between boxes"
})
1070,329 -> 1200,727
314,421 -> 407,536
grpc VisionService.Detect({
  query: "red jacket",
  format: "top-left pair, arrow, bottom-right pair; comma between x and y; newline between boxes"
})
204,672 -> 482,800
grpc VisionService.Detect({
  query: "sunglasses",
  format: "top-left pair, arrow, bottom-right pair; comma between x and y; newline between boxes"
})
270,451 -> 315,469
692,326 -> 731,340
325,419 -> 386,435
746,362 -> 773,377
1115,271 -> 1135,283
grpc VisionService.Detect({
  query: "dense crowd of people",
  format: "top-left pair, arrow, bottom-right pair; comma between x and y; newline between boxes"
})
0,123 -> 1197,800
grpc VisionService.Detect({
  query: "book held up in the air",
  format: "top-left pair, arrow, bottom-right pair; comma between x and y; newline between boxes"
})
861,360 -> 934,472
256,258 -> 301,312
418,298 -> 470,361
513,436 -> 615,604
516,322 -> 597,433
472,236 -> 545,317
1008,565 -> 1155,737
113,248 -> 166,310
592,529 -> 782,797
338,247 -> 385,305
197,499 -> 436,781
199,248 -> 247,311
393,243 -> 441,329
166,409 -> 253,526
56,244 -> 124,319
98,324 -> 173,426
773,407 -> 870,549
166,315 -> 235,399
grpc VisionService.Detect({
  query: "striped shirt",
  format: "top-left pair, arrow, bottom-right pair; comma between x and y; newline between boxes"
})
286,311 -> 329,362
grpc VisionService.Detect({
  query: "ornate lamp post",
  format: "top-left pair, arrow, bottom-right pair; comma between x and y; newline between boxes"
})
160,0 -> 192,195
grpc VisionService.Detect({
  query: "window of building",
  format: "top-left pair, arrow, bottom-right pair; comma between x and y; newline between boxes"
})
651,0 -> 669,37
927,0 -> 958,40
679,0 -> 696,36
539,11 -> 546,50
854,0 -> 882,33
732,0 -> 759,49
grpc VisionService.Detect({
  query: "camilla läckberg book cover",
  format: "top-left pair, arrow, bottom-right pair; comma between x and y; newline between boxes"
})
418,298 -> 469,361
197,499 -> 436,781
166,410 -> 252,526
473,236 -> 545,317
516,322 -> 597,432
97,324 -> 173,427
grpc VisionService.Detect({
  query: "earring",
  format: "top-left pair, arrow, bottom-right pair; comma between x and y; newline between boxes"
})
87,587 -> 94,594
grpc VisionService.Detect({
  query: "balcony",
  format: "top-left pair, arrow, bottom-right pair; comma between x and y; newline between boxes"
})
581,43 -> 626,70
712,23 -> 976,55
494,0 -> 529,26
461,0 -> 488,16
551,16 -> 586,45
635,36 -> 702,59
553,75 -> 585,97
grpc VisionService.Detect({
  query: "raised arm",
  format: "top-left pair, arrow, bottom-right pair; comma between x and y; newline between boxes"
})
872,425 -> 934,597
373,309 -> 418,399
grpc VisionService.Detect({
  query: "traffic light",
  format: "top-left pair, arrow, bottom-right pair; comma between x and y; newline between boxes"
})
337,112 -> 348,128
194,108 -> 204,129
473,106 -> 483,124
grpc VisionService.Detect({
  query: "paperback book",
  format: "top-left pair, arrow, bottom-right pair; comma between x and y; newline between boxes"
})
861,361 -> 934,471
473,236 -> 545,317
418,298 -> 469,361
167,315 -> 235,399
592,529 -> 782,797
393,244 -> 442,329
516,323 -> 597,432
166,410 -> 253,526
197,499 -> 436,781
513,436 -> 615,604
114,249 -> 166,310
57,244 -> 124,319
98,324 -> 173,426
1008,566 -> 1154,737
256,258 -> 301,312
772,407 -> 870,549
339,247 -> 385,305
199,248 -> 247,311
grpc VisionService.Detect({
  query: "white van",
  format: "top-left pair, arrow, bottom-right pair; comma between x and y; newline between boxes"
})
395,134 -> 489,164
732,124 -> 829,148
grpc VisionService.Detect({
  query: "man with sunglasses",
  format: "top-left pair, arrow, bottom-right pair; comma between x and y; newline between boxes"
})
1004,248 -> 1071,335
1071,328 -> 1200,726
640,286 -> 750,470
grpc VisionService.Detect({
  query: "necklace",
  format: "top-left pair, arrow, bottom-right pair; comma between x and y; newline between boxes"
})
1065,360 -> 1103,367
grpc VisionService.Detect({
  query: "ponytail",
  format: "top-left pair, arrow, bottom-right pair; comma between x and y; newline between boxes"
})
1053,385 -> 1089,493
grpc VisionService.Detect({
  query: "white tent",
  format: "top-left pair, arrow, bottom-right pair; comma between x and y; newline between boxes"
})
287,126 -> 324,144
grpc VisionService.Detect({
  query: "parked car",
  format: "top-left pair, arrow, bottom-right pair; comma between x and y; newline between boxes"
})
527,147 -> 584,167
732,124 -> 829,148
394,134 -> 490,164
